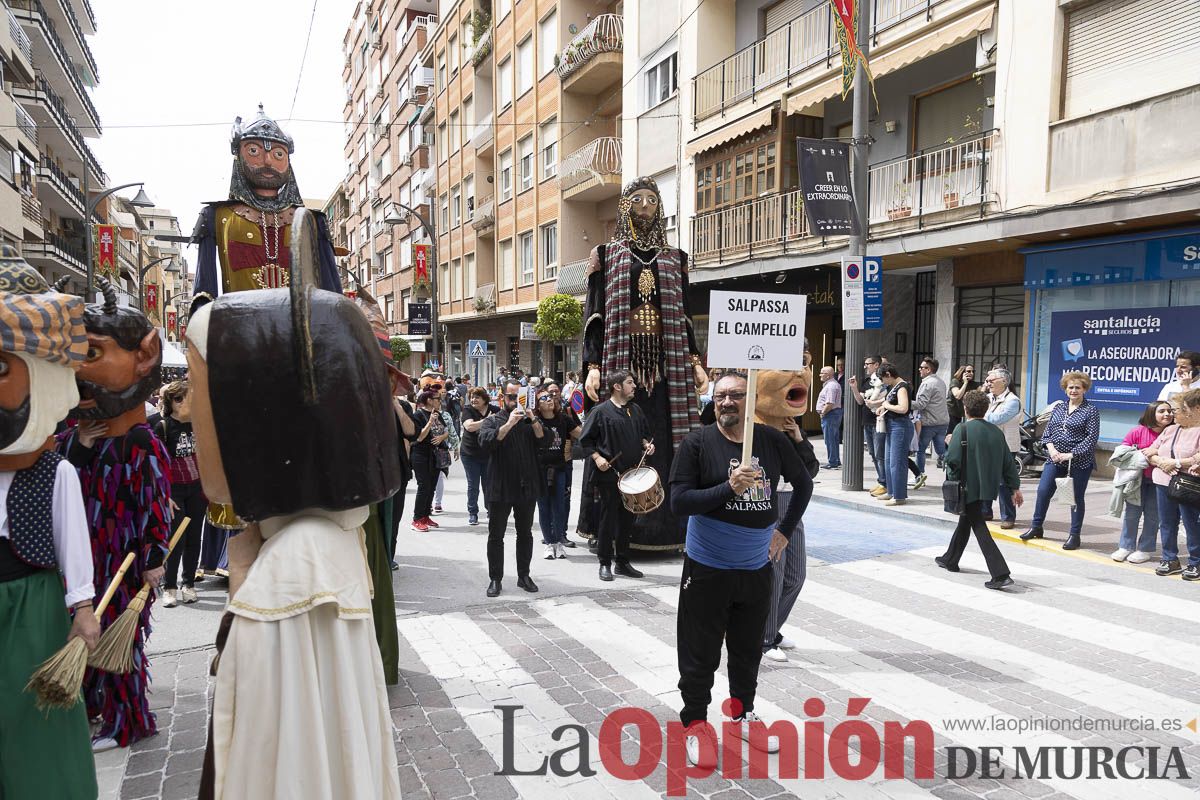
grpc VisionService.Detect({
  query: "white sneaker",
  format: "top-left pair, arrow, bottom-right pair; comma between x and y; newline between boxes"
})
91,736 -> 119,753
543,545 -> 556,560
1127,550 -> 1153,564
762,647 -> 788,663
1110,547 -> 1132,562
777,635 -> 796,650
555,543 -> 567,559
180,586 -> 198,604
684,723 -> 718,768
161,589 -> 178,608
728,711 -> 781,753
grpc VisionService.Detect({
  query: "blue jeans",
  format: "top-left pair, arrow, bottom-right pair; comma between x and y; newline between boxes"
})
1119,478 -> 1160,553
537,466 -> 571,544
1157,486 -> 1200,566
821,408 -> 843,466
871,426 -> 888,486
1031,461 -> 1093,535
886,416 -> 914,500
461,452 -> 490,516
915,424 -> 948,474
985,452 -> 1019,522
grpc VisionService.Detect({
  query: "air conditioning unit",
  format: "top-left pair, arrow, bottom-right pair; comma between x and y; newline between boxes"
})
371,189 -> 384,206
372,264 -> 383,277
371,33 -> 382,49
375,85 -> 384,99
400,153 -> 413,166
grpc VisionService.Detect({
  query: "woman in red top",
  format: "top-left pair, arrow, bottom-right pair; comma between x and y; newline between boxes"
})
1113,401 -> 1173,564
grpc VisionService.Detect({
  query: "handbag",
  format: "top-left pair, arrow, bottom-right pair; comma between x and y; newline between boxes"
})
1166,432 -> 1200,508
1051,455 -> 1076,508
942,427 -> 967,515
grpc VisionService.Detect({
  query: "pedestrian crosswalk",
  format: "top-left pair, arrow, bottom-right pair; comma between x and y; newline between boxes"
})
394,542 -> 1200,800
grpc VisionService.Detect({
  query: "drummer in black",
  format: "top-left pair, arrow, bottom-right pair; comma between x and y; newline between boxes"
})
579,370 -> 655,581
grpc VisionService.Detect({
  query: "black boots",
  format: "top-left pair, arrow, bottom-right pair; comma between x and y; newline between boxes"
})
1062,535 -> 1081,551
516,576 -> 539,593
486,579 -> 502,597
1019,526 -> 1044,541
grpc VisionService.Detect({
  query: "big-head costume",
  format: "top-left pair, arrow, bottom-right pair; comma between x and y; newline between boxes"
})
0,246 -> 97,797
580,177 -> 706,549
57,276 -> 171,748
192,210 -> 401,799
190,105 -> 341,305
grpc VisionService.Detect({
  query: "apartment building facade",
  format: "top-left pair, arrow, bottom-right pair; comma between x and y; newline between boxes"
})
342,0 -> 439,377
1,0 -> 113,293
627,0 -> 1199,441
416,0 -> 623,382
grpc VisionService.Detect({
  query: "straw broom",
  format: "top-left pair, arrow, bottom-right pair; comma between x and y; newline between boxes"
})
89,517 -> 191,674
24,552 -> 136,711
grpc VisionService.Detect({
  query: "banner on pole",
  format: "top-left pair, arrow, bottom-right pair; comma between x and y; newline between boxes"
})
145,283 -> 158,313
796,138 -> 859,236
829,0 -> 876,101
706,291 -> 808,371
413,243 -> 431,294
94,225 -> 117,277
166,310 -> 177,337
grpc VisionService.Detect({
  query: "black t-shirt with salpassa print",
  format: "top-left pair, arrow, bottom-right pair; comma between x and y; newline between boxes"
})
669,423 -> 812,536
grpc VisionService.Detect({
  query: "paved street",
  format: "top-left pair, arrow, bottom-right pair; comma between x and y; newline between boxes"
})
95,462 -> 1200,799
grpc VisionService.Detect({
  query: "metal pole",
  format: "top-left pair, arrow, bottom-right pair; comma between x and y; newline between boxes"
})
841,0 -> 872,493
391,202 -> 439,364
84,181 -> 145,297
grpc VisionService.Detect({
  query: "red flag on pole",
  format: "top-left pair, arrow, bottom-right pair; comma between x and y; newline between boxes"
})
95,225 -> 117,277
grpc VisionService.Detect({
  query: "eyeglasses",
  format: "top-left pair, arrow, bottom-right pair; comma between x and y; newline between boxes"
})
427,383 -> 443,391
713,392 -> 748,402
537,395 -> 553,402
505,393 -> 519,400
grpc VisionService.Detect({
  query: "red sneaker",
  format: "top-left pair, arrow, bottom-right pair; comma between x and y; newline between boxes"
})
424,516 -> 440,529
411,519 -> 429,532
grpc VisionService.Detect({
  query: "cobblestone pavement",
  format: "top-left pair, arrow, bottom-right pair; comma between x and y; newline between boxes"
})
96,466 -> 1200,800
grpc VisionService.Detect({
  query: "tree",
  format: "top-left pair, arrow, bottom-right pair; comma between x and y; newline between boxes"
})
534,294 -> 582,343
390,336 -> 412,363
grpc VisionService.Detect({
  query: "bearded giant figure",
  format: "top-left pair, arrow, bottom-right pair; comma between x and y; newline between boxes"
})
578,177 -> 708,550
190,105 -> 341,307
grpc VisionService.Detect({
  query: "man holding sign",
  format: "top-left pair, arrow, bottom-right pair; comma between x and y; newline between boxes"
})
668,373 -> 813,766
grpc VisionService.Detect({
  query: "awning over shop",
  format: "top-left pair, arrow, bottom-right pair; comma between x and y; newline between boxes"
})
160,334 -> 187,368
684,105 -> 775,159
554,258 -> 588,297
786,5 -> 995,117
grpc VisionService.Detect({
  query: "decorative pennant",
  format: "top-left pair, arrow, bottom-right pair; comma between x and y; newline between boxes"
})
94,225 -> 117,278
145,283 -> 158,313
829,0 -> 877,103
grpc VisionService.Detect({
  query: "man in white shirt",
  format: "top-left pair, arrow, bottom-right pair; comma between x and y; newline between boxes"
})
982,368 -> 1022,529
1158,351 -> 1199,401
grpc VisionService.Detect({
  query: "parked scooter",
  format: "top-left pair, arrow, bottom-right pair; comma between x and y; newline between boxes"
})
1018,414 -> 1050,476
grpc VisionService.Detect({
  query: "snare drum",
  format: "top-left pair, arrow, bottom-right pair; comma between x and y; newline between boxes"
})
618,466 -> 664,515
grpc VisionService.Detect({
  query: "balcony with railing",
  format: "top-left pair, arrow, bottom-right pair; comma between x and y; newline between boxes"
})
14,103 -> 36,144
11,75 -> 104,182
559,137 -> 622,201
472,114 -> 494,155
556,13 -> 622,94
5,3 -> 32,66
472,196 -> 496,235
693,0 -> 955,123
691,130 -> 998,266
20,193 -> 40,223
51,0 -> 98,82
9,0 -> 100,132
38,155 -> 84,215
24,229 -> 89,277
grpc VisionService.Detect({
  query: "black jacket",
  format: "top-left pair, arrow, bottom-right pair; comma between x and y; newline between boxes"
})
478,408 -> 548,504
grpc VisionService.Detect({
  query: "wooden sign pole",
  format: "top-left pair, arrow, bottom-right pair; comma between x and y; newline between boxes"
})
741,368 -> 758,466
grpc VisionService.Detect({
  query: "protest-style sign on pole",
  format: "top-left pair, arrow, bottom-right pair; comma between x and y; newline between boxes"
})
706,290 -> 808,465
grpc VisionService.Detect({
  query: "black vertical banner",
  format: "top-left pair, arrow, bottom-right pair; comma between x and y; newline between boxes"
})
796,137 -> 860,236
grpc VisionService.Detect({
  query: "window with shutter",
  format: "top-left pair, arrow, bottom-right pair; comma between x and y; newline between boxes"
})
1063,0 -> 1200,119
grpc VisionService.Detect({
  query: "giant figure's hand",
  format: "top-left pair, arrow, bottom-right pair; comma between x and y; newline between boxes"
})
586,368 -> 600,402
693,363 -> 709,397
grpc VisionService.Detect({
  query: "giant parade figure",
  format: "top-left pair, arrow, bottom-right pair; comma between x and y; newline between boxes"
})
57,277 -> 171,751
0,246 -> 98,796
190,105 -> 343,535
194,211 -> 401,799
580,176 -> 708,551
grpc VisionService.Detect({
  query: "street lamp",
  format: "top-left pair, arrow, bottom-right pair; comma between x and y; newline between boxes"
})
84,182 -> 153,296
138,255 -> 175,310
384,201 -> 439,362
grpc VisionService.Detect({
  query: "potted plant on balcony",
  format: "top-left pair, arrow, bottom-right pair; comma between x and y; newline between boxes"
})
473,294 -> 496,315
942,176 -> 960,209
887,183 -> 912,221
